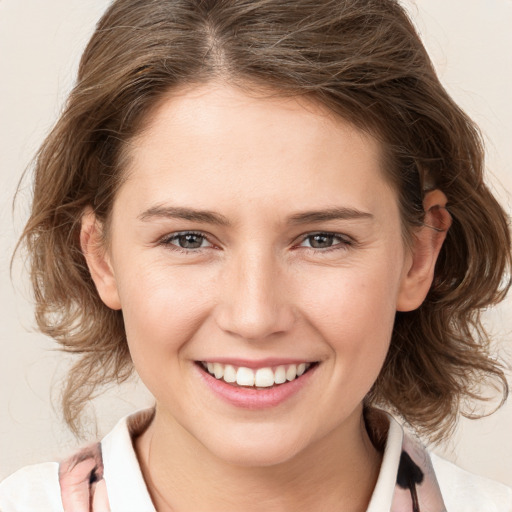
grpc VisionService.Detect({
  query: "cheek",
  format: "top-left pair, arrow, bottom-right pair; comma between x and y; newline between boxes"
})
300,260 -> 400,333
298,260 -> 401,380
114,261 -> 217,361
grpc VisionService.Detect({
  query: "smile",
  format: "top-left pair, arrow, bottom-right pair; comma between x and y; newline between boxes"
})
199,361 -> 315,388
195,359 -> 320,409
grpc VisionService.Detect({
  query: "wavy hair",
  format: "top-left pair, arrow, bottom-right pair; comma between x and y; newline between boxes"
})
17,0 -> 511,440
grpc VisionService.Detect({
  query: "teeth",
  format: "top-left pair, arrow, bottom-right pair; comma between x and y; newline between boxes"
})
274,365 -> 286,384
202,362 -> 312,388
223,364 -> 237,383
254,368 -> 274,387
286,365 -> 297,381
213,362 -> 224,379
236,367 -> 255,386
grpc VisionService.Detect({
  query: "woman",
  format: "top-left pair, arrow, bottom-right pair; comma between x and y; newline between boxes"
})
1,0 -> 511,510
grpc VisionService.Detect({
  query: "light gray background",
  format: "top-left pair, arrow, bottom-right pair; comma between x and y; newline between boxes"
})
1,0 -> 511,486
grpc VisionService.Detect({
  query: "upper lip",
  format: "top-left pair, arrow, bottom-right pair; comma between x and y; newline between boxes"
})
197,358 -> 317,369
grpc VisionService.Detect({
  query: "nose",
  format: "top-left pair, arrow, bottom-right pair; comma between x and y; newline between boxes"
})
214,247 -> 296,341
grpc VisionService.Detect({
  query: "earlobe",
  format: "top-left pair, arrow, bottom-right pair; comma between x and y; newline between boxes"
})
80,207 -> 122,310
396,190 -> 452,312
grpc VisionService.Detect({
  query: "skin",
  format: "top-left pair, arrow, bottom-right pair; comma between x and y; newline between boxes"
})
82,83 -> 450,511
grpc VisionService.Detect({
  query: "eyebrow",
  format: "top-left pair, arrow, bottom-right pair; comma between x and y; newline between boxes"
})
286,207 -> 374,225
138,205 -> 373,226
138,206 -> 232,226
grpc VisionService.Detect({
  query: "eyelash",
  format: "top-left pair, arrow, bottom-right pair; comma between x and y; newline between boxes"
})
158,231 -> 355,255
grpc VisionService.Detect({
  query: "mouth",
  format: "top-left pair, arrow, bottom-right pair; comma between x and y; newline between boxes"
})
196,361 -> 318,389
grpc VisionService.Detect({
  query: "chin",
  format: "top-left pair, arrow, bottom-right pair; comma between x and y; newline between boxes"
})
201,427 -> 308,468
213,443 -> 304,468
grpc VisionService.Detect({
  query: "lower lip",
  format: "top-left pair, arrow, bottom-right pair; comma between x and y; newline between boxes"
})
195,363 -> 318,410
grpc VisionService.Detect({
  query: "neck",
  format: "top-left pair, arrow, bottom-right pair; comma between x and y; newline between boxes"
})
135,406 -> 382,512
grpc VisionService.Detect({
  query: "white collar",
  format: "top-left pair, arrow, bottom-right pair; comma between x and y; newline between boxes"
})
101,410 -> 156,511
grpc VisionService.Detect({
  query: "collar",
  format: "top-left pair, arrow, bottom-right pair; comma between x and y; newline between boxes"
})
101,409 -> 156,511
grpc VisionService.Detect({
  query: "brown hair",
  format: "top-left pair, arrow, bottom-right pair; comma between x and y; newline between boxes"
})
18,0 -> 511,440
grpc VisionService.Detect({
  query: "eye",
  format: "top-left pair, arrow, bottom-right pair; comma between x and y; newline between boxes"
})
159,231 -> 213,252
298,232 -> 353,251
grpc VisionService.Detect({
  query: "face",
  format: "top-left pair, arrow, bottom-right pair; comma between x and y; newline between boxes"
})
88,83 -> 419,466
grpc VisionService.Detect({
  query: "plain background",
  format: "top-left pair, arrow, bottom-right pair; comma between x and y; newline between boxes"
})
1,0 -> 511,486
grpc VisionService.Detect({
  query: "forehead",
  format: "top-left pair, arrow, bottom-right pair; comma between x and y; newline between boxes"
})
119,83 -> 397,221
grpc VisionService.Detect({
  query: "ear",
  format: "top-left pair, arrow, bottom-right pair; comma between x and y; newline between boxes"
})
80,207 -> 122,310
396,190 -> 452,312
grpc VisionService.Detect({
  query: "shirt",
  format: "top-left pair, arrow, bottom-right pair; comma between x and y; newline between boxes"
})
1,408 -> 511,511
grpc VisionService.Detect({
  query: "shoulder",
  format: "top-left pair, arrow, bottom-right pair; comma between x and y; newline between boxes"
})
0,410 -> 155,512
431,452 -> 512,512
0,462 -> 64,512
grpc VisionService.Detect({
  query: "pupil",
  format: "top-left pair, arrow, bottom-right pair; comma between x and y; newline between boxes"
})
179,234 -> 203,249
310,234 -> 333,248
